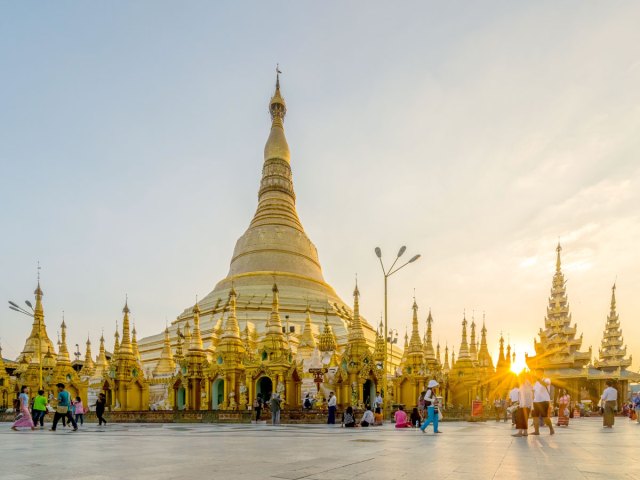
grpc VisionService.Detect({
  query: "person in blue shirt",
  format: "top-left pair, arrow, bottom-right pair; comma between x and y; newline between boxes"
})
50,383 -> 78,431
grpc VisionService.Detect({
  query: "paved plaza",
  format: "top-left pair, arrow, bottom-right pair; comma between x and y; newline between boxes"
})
1,417 -> 638,480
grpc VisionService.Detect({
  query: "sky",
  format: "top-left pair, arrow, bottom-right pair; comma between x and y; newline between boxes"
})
1,2 -> 639,371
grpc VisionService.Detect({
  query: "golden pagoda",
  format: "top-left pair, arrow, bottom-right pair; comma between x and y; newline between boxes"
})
334,282 -> 377,408
51,316 -> 87,404
422,310 -> 438,372
395,298 -> 427,407
526,244 -> 591,371
184,301 -> 208,410
138,72 -> 376,376
104,301 -> 149,411
81,336 -> 95,377
449,314 -> 480,407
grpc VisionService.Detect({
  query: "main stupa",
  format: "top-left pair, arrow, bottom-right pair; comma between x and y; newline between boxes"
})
138,73 -> 376,371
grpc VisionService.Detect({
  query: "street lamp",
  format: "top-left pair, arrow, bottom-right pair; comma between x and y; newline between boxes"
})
387,329 -> 399,375
8,299 -> 43,390
375,246 -> 420,414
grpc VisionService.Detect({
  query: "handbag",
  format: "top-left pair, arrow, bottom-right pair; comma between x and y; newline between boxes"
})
56,406 -> 69,414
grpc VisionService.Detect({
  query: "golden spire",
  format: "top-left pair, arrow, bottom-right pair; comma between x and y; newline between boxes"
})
348,280 -> 367,343
477,313 -> 494,369
556,242 -> 562,273
190,299 -> 204,351
408,297 -> 423,355
20,271 -> 54,363
610,282 -> 617,314
267,283 -> 284,335
443,343 -> 450,372
374,317 -> 386,362
57,314 -> 71,365
131,325 -> 141,363
119,299 -> 133,358
264,65 -> 290,163
457,313 -> 470,359
83,336 -> 95,374
154,327 -> 176,376
319,308 -> 337,352
222,287 -> 242,340
298,305 -> 317,349
93,333 -> 108,377
469,317 -> 478,362
112,323 -> 120,363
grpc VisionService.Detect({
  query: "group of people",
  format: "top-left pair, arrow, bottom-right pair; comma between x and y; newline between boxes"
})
10,383 -> 108,432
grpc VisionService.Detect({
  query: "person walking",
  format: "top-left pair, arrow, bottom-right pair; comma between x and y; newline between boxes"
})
253,393 -> 263,423
50,383 -> 78,432
633,392 -> 640,424
420,380 -> 442,434
31,389 -> 48,429
601,380 -> 618,428
512,373 -> 533,437
93,393 -> 107,426
557,389 -> 570,427
327,391 -> 337,424
11,386 -> 36,431
73,397 -> 85,426
509,385 -> 520,428
532,371 -> 554,435
270,393 -> 281,425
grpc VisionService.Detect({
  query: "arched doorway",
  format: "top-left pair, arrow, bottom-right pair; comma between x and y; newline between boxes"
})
256,376 -> 273,402
212,379 -> 224,410
363,379 -> 375,408
177,387 -> 186,410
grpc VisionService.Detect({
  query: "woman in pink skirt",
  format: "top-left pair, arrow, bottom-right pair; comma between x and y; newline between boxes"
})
11,385 -> 35,431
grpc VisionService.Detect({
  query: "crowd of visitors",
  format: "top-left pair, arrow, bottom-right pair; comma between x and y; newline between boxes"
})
11,376 -> 634,434
11,383 -> 91,432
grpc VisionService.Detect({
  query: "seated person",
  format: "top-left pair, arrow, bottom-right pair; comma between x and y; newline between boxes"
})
410,407 -> 421,427
373,407 -> 384,426
342,406 -> 357,427
360,406 -> 374,427
394,405 -> 412,428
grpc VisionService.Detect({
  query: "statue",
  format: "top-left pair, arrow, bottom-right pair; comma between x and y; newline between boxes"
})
239,383 -> 248,409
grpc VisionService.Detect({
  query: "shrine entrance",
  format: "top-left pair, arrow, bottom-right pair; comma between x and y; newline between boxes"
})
256,377 -> 273,402
212,379 -> 224,410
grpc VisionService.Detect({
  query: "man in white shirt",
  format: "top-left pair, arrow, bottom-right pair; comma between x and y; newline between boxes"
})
601,379 -> 618,428
360,407 -> 374,427
509,386 -> 520,427
327,391 -> 337,425
532,371 -> 554,435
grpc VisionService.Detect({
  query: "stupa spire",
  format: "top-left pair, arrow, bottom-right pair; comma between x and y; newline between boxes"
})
318,308 -> 337,352
154,327 -> 176,376
299,305 -> 317,349
222,286 -> 242,340
190,299 -> 204,350
423,309 -> 436,362
595,283 -> 631,370
469,317 -> 478,362
57,315 -> 71,365
348,280 -> 367,344
119,299 -> 133,358
83,336 -> 95,374
408,297 -> 422,354
458,313 -> 470,359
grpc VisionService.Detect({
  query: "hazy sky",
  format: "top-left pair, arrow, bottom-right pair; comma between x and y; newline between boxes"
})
1,2 -> 639,371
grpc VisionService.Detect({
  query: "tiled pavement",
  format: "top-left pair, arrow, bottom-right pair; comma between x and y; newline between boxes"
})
1,417 -> 638,479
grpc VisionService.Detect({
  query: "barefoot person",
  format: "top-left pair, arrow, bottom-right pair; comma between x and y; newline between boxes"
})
11,386 -> 35,431
532,371 -> 554,436
601,379 -> 618,429
31,389 -> 48,429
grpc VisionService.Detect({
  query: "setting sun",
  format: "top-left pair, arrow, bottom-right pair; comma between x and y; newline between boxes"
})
510,352 -> 529,374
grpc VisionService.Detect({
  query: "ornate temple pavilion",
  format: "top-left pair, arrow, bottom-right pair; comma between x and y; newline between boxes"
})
526,244 -> 639,404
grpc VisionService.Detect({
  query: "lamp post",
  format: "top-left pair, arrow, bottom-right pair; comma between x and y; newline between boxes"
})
375,246 -> 420,415
8,300 -> 42,390
387,329 -> 399,376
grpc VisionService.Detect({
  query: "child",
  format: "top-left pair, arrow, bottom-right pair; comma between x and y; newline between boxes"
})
73,397 -> 85,426
32,389 -> 48,429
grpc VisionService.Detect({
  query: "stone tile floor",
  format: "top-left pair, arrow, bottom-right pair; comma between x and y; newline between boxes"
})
1,417 -> 638,479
